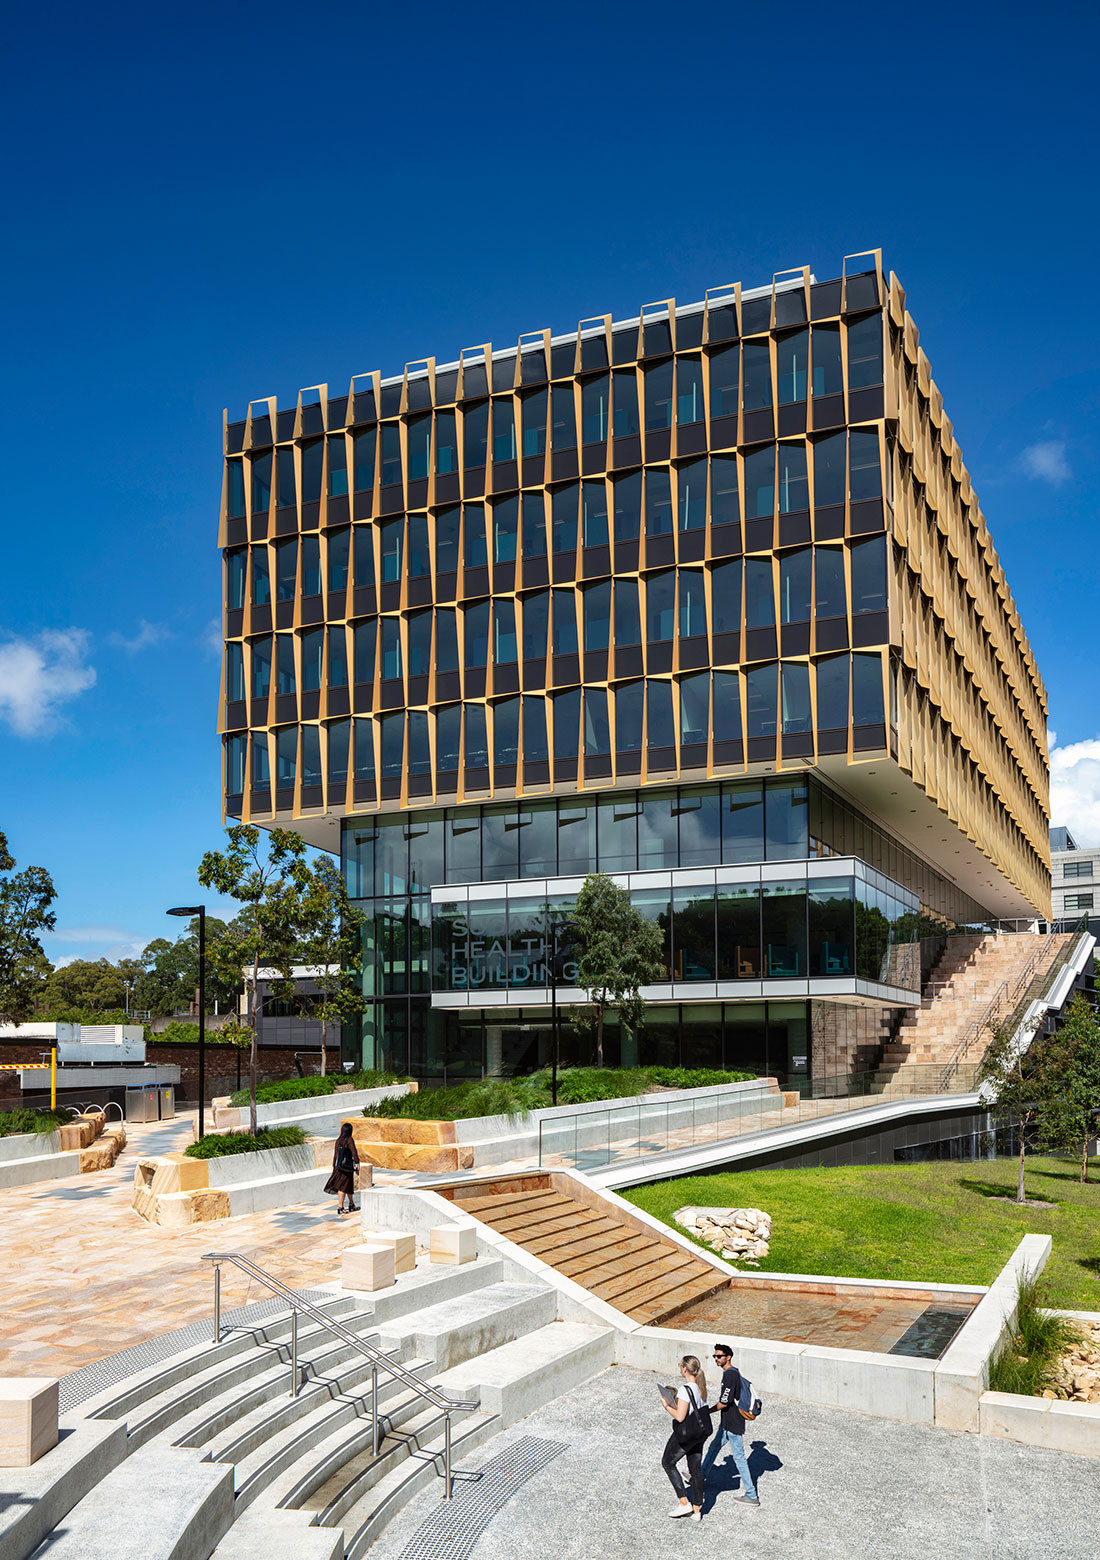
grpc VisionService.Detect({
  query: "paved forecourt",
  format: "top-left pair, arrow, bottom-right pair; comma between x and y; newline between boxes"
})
371,1363 -> 1096,1560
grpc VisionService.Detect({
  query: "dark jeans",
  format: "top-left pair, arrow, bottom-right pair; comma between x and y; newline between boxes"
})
662,1433 -> 704,1506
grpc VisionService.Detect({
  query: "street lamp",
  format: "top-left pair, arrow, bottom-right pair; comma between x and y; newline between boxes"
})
544,910 -> 574,1109
167,904 -> 205,1140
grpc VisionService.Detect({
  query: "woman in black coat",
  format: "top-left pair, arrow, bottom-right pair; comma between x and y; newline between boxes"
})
324,1121 -> 360,1216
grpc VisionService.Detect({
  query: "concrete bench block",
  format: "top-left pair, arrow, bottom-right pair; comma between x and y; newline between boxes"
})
362,1229 -> 416,1274
343,1243 -> 396,1292
430,1223 -> 477,1266
0,1377 -> 59,1466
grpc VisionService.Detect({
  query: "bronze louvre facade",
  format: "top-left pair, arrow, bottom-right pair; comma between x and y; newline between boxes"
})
218,251 -> 1051,1084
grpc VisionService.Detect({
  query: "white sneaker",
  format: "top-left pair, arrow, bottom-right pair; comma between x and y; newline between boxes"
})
669,1504 -> 691,1518
690,1511 -> 702,1522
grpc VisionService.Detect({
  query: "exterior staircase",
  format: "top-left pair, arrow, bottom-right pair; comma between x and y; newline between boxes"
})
873,932 -> 1071,1093
11,1254 -> 613,1560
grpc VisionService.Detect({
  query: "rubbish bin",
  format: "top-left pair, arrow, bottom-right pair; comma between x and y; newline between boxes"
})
157,1085 -> 175,1120
125,1086 -> 160,1123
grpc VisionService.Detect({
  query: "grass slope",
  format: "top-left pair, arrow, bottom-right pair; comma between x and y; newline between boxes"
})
624,1157 -> 1100,1311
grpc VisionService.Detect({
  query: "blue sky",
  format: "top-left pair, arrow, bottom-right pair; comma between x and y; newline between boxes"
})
2,0 -> 1097,967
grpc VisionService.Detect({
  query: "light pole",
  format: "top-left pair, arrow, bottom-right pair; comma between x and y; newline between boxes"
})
544,910 -> 573,1109
167,904 -> 205,1140
123,980 -> 133,1017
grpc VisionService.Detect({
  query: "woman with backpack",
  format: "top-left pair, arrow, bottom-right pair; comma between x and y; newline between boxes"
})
660,1354 -> 711,1522
324,1121 -> 360,1216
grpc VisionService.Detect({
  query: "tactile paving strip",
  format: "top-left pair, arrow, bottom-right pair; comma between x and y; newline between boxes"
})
396,1435 -> 567,1560
58,1289 -> 340,1413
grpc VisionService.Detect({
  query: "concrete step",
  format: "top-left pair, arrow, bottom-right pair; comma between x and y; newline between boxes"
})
374,1281 -> 558,1372
208,1508 -> 344,1560
0,1418 -> 126,1560
434,1320 -> 614,1427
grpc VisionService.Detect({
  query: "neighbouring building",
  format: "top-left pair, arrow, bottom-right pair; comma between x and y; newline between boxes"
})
217,250 -> 1051,1087
1048,828 -> 1100,940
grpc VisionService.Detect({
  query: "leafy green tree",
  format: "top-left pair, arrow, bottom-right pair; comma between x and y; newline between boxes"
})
977,1014 -> 1054,1204
41,958 -> 127,1016
0,832 -> 56,1025
298,855 -> 365,1077
569,872 -> 664,1069
198,825 -> 312,1135
135,917 -> 236,1017
1039,996 -> 1100,1183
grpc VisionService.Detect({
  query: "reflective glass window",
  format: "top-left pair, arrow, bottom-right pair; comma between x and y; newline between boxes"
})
814,433 -> 846,507
518,797 -> 556,874
379,713 -> 404,781
612,470 -> 642,541
612,371 -> 639,436
301,627 -> 323,692
766,776 -> 808,858
629,888 -> 671,977
436,705 -> 461,773
816,653 -> 849,729
354,718 -> 375,781
353,429 -> 375,493
679,569 -> 706,637
582,581 -> 611,650
550,384 -> 576,449
710,455 -> 739,525
677,357 -> 704,423
673,886 -> 715,979
677,459 -> 707,530
558,799 -> 595,875
252,733 -> 270,786
847,314 -> 883,389
227,549 -> 246,609
598,792 -> 640,872
328,625 -> 348,687
276,636 -> 296,696
809,876 -> 853,976
708,345 -> 739,418
354,526 -> 374,591
226,642 -> 244,701
638,787 -> 677,867
353,621 -> 375,685
646,680 -> 675,749
251,452 -> 271,513
856,877 -> 890,981
327,718 -> 350,785
744,557 -> 775,628
302,440 -> 323,504
407,415 -> 431,480
712,670 -> 742,741
465,703 -> 489,767
463,402 -> 489,468
849,430 -> 882,501
251,636 -> 271,698
479,802 -> 517,880
464,600 -> 490,666
407,811 -> 444,894
522,591 -> 549,660
491,399 -> 516,462
762,879 -> 806,976
716,882 -> 760,978
301,535 -> 321,596
520,388 -> 547,457
815,547 -> 846,618
552,484 -> 579,555
722,780 -> 764,862
327,528 -> 350,592
678,787 -> 721,867
493,600 -> 517,663
679,671 -> 709,745
614,578 -> 641,644
616,681 -> 644,750
552,590 -> 578,654
582,481 -> 608,547
780,549 -> 812,623
742,341 -> 772,410
584,688 -> 611,755
275,538 -> 297,601
435,410 -> 458,475
582,374 -> 609,444
522,493 -> 547,559
645,468 -> 673,535
812,324 -> 842,396
852,654 -> 884,725
493,699 -> 520,768
553,688 -> 581,759
647,570 -> 675,642
407,514 -> 430,578
227,460 -> 246,518
435,608 -> 459,673
276,726 -> 297,786
850,535 -> 887,613
745,662 -> 778,737
278,448 -> 297,509
380,617 -> 402,680
407,710 -> 430,777
492,495 -> 519,563
777,330 -> 809,404
380,424 -> 402,487
778,444 -> 808,513
301,724 -> 322,786
408,610 -> 432,676
380,519 -> 402,583
463,504 -> 487,568
644,360 -> 674,430
435,507 -> 460,576
780,662 -> 811,733
744,447 -> 775,518
523,695 -> 549,762
226,733 -> 246,793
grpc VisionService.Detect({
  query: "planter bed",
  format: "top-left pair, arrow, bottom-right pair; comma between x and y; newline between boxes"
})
131,1136 -> 370,1225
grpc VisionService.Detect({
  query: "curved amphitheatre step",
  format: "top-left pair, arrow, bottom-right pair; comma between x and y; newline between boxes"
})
16,1255 -> 613,1560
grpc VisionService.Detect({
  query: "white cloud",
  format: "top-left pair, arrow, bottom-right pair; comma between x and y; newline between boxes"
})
1018,439 -> 1071,484
1050,735 -> 1100,847
0,629 -> 96,736
201,618 -> 222,657
109,619 -> 171,653
52,925 -> 139,943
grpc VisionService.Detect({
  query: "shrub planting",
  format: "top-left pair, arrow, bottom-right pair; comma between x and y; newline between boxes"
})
363,1066 -> 756,1122
185,1125 -> 309,1159
228,1069 -> 407,1108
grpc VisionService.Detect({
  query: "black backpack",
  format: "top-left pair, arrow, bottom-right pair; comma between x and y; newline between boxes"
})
673,1384 -> 713,1449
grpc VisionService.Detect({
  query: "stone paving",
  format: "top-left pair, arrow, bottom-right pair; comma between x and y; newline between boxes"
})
372,1364 -> 1097,1560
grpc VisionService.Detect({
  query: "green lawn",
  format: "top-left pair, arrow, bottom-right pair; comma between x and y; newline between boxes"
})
623,1158 -> 1100,1311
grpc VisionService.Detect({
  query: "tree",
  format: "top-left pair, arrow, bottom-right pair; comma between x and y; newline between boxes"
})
198,825 -> 312,1135
1038,996 -> 1100,1183
569,872 -> 664,1069
41,958 -> 128,1016
298,856 -> 365,1077
0,832 -> 56,1025
135,917 -> 236,1017
977,1014 -> 1056,1204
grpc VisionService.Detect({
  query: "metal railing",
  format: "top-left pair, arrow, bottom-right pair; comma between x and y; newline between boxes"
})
201,1252 -> 479,1499
938,946 -> 1053,1088
536,1064 -> 981,1171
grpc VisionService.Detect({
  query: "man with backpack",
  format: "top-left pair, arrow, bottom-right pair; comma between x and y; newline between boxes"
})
702,1343 -> 760,1506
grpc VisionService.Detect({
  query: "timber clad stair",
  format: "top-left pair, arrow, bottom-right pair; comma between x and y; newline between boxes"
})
453,1181 -> 728,1323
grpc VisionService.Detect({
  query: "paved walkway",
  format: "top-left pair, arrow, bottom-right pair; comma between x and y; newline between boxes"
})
371,1365 -> 1096,1560
0,1113 -> 369,1379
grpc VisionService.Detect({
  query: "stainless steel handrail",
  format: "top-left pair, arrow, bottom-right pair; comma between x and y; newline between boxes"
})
938,944 -> 1056,1087
201,1250 -> 478,1499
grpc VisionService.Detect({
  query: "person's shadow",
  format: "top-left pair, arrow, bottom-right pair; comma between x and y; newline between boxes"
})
701,1441 -> 783,1511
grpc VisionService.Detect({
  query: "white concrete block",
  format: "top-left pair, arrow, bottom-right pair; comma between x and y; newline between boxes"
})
342,1243 -> 396,1292
0,1378 -> 58,1467
980,1389 -> 1051,1445
430,1222 -> 478,1265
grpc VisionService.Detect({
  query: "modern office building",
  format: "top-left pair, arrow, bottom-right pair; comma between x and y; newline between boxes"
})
1048,828 -> 1100,939
218,250 -> 1051,1086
